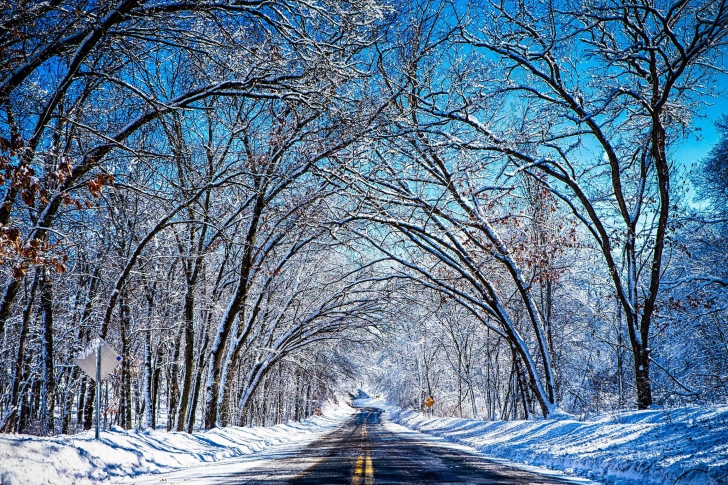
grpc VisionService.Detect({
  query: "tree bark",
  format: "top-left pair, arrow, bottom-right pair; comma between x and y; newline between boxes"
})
120,293 -> 132,429
0,278 -> 21,338
167,325 -> 183,431
1,270 -> 39,433
176,286 -> 195,431
143,329 -> 154,429
204,194 -> 266,429
186,332 -> 208,433
40,268 -> 56,435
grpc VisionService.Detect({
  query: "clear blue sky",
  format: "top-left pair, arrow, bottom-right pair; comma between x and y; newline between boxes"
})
673,76 -> 727,171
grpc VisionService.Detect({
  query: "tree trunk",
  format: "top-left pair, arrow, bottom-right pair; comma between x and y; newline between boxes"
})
187,332 -> 209,433
40,268 -> 56,435
0,278 -> 22,337
293,368 -> 301,422
61,368 -> 77,434
276,365 -> 283,425
83,383 -> 95,430
152,342 -> 163,428
167,325 -> 183,431
635,349 -> 652,410
77,377 -> 87,427
142,330 -> 154,429
204,194 -> 266,429
18,370 -> 35,433
75,267 -> 99,428
120,294 -> 132,429
512,346 -> 530,420
176,286 -> 195,431
1,271 -> 39,433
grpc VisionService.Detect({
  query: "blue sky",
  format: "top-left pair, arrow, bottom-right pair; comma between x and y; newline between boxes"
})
673,75 -> 728,171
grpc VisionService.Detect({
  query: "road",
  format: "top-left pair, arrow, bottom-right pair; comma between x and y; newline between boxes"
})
127,407 -> 595,484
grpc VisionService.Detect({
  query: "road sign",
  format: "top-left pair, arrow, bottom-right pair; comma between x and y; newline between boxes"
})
425,396 -> 435,408
74,338 -> 121,440
74,338 -> 121,382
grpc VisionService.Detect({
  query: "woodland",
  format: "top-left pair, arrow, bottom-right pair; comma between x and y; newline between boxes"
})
0,0 -> 727,436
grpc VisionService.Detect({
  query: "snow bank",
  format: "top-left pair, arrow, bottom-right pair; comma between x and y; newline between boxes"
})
359,398 -> 728,485
0,403 -> 353,485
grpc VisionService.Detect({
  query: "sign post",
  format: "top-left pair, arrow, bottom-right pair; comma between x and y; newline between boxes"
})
74,338 -> 122,440
95,338 -> 101,440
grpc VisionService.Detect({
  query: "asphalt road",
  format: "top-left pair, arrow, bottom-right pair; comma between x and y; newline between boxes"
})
134,407 -> 592,484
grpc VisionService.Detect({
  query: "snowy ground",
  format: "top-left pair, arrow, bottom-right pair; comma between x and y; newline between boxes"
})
0,403 -> 354,485
359,397 -> 728,485
2,398 -> 726,484
118,406 -> 599,485
375,414 -> 599,485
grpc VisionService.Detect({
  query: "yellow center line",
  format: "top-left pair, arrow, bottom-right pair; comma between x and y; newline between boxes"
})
353,454 -> 364,482
364,452 -> 373,485
351,417 -> 374,485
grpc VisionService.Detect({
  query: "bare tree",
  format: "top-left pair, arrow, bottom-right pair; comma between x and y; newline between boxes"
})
435,0 -> 728,409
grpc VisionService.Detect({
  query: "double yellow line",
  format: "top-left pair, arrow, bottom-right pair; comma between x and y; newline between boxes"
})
351,420 -> 374,485
351,451 -> 373,485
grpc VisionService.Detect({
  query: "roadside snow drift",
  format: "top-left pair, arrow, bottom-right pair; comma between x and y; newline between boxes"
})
0,403 -> 353,485
360,398 -> 728,485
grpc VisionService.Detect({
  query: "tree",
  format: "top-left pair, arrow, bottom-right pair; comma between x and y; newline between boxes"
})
696,115 -> 728,220
442,0 -> 728,410
1,0 -> 388,435
326,1 -> 567,417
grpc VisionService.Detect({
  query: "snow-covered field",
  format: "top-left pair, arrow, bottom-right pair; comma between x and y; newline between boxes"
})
359,398 -> 728,485
0,403 -> 354,485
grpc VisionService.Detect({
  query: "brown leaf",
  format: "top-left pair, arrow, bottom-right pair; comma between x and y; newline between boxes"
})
21,189 -> 34,206
59,161 -> 72,172
12,263 -> 27,279
88,179 -> 101,197
3,227 -> 20,243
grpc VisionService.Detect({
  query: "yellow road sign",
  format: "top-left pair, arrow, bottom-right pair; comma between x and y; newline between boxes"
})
425,396 -> 435,408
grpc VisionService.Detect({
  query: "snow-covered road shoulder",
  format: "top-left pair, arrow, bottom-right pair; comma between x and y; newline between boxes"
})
359,398 -> 728,485
0,403 -> 354,485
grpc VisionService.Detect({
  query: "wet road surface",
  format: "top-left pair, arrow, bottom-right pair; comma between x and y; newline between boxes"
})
129,407 -> 594,484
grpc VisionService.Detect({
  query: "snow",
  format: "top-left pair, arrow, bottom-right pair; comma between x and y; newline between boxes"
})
3,396 -> 727,485
0,401 -> 354,485
357,397 -> 728,485
377,414 -> 598,484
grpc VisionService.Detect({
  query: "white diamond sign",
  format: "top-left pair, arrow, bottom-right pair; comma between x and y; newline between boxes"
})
74,338 -> 122,382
